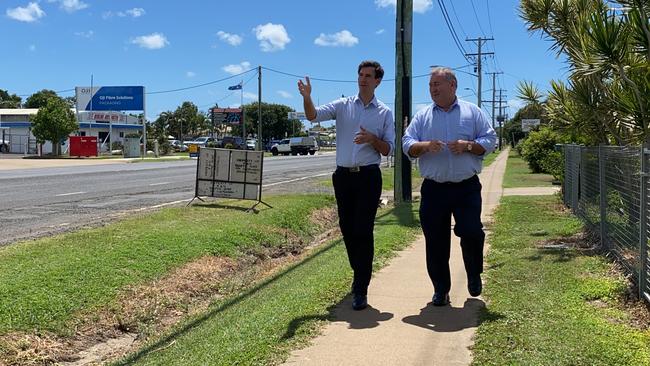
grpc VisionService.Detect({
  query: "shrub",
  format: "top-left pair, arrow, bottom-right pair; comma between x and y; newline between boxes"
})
518,127 -> 564,173
540,150 -> 564,183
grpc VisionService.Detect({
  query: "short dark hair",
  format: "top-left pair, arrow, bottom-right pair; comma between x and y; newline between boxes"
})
358,60 -> 384,80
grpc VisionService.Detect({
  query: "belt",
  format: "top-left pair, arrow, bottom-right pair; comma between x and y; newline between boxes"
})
336,164 -> 379,173
426,175 -> 478,185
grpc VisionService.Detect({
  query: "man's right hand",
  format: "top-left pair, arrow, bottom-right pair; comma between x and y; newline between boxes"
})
426,140 -> 445,153
298,76 -> 312,97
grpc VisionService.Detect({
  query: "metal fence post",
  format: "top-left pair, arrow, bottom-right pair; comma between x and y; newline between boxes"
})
599,145 -> 607,249
572,146 -> 580,214
640,145 -> 648,300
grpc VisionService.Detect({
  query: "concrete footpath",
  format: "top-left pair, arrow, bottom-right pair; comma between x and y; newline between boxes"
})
284,149 -> 510,365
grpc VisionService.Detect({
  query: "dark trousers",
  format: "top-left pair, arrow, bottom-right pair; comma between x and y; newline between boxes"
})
419,175 -> 485,294
332,165 -> 382,296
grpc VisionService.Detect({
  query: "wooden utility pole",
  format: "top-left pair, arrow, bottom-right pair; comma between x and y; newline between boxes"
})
485,71 -> 503,147
394,0 -> 413,203
465,37 -> 494,108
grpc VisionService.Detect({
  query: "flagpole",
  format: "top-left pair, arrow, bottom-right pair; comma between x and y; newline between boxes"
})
240,80 -> 244,140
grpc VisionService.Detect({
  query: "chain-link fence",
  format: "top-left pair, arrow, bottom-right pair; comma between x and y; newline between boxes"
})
562,145 -> 650,302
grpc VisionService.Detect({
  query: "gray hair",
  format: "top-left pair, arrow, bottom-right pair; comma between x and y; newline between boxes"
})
430,66 -> 457,84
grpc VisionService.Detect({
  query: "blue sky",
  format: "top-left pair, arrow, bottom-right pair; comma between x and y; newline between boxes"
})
2,0 -> 568,127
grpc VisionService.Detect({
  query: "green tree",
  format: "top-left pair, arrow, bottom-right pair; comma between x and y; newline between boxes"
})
31,97 -> 77,156
24,89 -> 59,108
238,102 -> 301,141
0,89 -> 21,108
520,0 -> 650,145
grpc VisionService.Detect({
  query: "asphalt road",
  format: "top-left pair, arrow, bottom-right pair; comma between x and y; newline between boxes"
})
0,153 -> 337,246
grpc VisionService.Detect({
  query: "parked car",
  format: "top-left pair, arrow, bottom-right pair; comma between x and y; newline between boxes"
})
270,136 -> 319,156
246,139 -> 257,150
219,136 -> 246,150
188,136 -> 216,147
0,138 -> 9,153
265,139 -> 281,152
169,139 -> 188,152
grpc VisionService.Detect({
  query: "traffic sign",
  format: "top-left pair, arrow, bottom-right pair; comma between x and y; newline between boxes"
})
287,112 -> 306,120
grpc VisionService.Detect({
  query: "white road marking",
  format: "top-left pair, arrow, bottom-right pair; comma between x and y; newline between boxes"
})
149,182 -> 171,186
263,172 -> 332,187
55,191 -> 85,197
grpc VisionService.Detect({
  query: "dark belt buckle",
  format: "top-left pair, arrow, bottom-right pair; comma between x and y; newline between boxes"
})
350,166 -> 360,173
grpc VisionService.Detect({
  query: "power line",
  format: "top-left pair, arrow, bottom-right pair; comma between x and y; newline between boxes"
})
148,68 -> 256,94
436,0 -> 472,63
447,0 -> 468,39
469,0 -> 487,37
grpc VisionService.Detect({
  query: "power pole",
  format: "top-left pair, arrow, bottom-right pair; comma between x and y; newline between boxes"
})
394,0 -> 413,203
485,71 -> 503,147
498,89 -> 507,150
465,37 -> 494,108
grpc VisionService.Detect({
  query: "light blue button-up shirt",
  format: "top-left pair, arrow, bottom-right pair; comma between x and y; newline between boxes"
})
314,95 -> 395,168
402,98 -> 497,183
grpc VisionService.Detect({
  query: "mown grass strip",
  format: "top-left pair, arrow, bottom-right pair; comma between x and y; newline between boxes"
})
473,195 -> 650,365
114,203 -> 421,366
0,194 -> 334,334
502,149 -> 554,188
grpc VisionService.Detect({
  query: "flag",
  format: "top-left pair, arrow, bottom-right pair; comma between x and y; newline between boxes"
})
228,83 -> 242,90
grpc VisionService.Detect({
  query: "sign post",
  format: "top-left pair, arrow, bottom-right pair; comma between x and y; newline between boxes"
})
521,118 -> 541,132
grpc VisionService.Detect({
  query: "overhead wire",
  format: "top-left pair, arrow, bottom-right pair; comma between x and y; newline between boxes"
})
436,0 -> 472,63
147,68 -> 256,94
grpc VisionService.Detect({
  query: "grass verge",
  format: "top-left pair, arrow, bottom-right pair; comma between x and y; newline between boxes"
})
113,202 -> 421,365
0,194 -> 334,335
473,195 -> 650,365
502,149 -> 554,188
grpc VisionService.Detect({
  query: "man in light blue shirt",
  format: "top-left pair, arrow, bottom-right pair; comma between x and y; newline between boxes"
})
403,66 -> 496,306
298,60 -> 395,311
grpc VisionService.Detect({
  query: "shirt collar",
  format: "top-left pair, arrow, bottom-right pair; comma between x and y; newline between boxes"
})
432,97 -> 459,112
354,94 -> 378,108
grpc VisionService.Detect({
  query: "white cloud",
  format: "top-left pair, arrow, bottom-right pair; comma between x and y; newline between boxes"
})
375,0 -> 432,13
375,29 -> 385,35
131,33 -> 169,49
314,30 -> 358,47
103,8 -> 145,19
222,61 -> 251,75
74,30 -> 94,38
60,0 -> 88,13
6,2 -> 45,22
277,90 -> 292,99
253,23 -> 290,52
125,8 -> 145,17
186,71 -> 196,78
243,91 -> 258,101
217,31 -> 243,46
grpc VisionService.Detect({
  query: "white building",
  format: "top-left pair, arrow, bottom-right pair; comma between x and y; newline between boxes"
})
0,108 -> 143,154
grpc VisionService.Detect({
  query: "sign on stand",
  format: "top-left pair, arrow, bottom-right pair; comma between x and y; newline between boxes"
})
189,148 -> 271,211
521,118 -> 541,132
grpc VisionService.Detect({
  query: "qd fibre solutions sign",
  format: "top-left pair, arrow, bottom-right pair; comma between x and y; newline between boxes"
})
75,86 -> 144,111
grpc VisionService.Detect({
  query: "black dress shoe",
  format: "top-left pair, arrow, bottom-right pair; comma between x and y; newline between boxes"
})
432,292 -> 449,306
468,274 -> 482,297
352,294 -> 368,310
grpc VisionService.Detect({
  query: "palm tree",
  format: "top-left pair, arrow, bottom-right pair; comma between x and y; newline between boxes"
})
519,0 -> 650,145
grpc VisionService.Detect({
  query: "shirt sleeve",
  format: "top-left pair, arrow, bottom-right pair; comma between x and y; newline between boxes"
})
313,99 -> 340,123
382,108 -> 396,156
402,111 -> 422,159
473,107 -> 497,155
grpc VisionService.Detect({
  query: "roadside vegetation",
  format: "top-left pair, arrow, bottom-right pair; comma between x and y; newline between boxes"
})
0,193 -> 421,365
502,149 -> 554,188
473,194 -> 650,365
